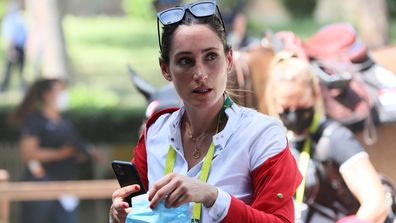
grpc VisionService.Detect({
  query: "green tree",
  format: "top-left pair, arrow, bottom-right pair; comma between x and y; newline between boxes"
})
124,0 -> 155,18
314,0 -> 389,48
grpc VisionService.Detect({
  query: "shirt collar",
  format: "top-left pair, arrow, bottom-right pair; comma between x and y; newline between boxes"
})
168,106 -> 185,154
167,103 -> 239,155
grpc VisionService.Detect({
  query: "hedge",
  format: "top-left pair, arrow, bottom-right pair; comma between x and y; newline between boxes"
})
0,106 -> 145,143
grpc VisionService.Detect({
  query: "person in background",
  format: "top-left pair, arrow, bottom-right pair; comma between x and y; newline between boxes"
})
10,78 -> 99,223
0,2 -> 27,93
218,0 -> 249,50
265,51 -> 388,223
110,1 -> 302,222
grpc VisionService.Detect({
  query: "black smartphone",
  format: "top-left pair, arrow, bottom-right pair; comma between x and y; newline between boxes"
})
111,160 -> 146,206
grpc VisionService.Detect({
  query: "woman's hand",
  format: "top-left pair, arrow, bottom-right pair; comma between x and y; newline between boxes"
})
110,185 -> 141,223
148,173 -> 218,209
28,160 -> 45,178
59,145 -> 76,158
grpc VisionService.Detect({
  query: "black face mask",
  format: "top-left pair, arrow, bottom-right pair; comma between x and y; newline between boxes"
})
279,107 -> 314,134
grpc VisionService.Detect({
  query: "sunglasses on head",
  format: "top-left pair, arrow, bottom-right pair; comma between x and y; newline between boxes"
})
156,1 -> 226,52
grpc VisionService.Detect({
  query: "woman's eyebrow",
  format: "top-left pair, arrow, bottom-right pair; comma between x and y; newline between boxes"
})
201,47 -> 219,53
174,47 -> 220,57
174,51 -> 191,57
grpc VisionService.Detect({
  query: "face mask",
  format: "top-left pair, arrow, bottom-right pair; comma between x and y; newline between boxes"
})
126,193 -> 191,223
56,91 -> 69,111
279,107 -> 314,134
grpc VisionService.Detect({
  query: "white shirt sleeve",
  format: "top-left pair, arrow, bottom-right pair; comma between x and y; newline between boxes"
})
339,151 -> 369,174
203,187 -> 231,222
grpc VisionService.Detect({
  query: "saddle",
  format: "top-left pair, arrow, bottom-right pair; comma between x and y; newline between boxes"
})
303,23 -> 368,63
272,23 -> 396,142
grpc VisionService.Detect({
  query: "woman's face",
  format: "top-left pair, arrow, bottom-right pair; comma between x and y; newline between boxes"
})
160,24 -> 232,109
273,80 -> 316,113
43,81 -> 65,110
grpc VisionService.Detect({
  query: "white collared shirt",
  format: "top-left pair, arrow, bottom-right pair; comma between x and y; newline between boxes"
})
145,103 -> 287,222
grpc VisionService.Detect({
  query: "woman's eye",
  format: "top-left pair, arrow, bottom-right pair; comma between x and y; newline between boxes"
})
178,57 -> 193,65
206,53 -> 218,61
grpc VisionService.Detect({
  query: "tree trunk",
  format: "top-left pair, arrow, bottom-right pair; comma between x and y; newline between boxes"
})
246,0 -> 290,25
357,0 -> 389,48
25,0 -> 69,79
314,0 -> 389,48
314,0 -> 362,22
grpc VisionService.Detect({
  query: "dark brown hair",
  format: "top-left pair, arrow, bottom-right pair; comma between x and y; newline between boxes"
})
160,10 -> 230,64
9,78 -> 62,126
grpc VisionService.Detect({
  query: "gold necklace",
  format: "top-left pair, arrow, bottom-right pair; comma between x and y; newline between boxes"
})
186,127 -> 209,142
184,120 -> 210,159
184,115 -> 222,159
192,147 -> 202,159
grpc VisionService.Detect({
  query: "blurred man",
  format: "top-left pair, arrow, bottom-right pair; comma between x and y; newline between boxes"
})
1,2 -> 27,93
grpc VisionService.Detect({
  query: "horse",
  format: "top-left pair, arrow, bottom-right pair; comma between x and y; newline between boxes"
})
354,45 -> 396,194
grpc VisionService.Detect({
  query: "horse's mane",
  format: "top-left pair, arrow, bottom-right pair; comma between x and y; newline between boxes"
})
228,43 -> 275,114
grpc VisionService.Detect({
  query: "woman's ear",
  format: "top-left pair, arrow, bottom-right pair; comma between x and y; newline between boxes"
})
159,58 -> 172,81
226,48 -> 234,73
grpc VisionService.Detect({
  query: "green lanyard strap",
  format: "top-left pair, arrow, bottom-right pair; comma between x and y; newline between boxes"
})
295,113 -> 321,219
164,96 -> 233,222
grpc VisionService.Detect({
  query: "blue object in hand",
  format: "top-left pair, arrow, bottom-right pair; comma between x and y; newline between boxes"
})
126,193 -> 191,223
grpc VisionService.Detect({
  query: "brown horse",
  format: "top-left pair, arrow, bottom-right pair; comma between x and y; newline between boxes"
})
357,45 -> 396,185
371,45 -> 396,74
231,40 -> 396,185
227,43 -> 275,114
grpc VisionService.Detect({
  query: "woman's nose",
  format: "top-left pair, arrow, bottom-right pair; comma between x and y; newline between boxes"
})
192,63 -> 208,82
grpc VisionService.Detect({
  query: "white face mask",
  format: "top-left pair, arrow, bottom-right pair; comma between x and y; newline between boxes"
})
56,91 -> 69,111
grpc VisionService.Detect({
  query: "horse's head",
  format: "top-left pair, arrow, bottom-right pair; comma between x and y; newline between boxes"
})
128,65 -> 180,119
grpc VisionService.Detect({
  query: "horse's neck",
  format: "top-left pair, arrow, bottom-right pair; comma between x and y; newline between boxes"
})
229,45 -> 275,113
246,47 -> 275,114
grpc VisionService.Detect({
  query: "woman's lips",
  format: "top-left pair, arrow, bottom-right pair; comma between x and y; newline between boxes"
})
192,87 -> 212,94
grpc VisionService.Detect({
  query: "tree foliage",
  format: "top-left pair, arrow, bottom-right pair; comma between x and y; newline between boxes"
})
124,0 -> 156,18
0,0 -> 7,18
390,0 -> 396,16
281,0 -> 317,18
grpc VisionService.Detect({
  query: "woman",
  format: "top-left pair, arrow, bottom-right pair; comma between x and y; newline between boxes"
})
265,52 -> 388,223
110,1 -> 301,223
10,78 -> 93,223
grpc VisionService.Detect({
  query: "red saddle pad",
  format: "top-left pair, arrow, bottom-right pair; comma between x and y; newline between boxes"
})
304,23 -> 367,62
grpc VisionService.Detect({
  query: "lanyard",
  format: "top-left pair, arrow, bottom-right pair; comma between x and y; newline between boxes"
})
164,96 -> 233,222
295,113 -> 320,220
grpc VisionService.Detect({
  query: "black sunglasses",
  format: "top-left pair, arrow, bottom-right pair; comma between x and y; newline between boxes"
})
156,1 -> 226,52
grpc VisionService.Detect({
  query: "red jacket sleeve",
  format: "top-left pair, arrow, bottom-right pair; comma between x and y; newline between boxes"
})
131,131 -> 149,191
222,147 -> 302,223
131,107 -> 179,191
